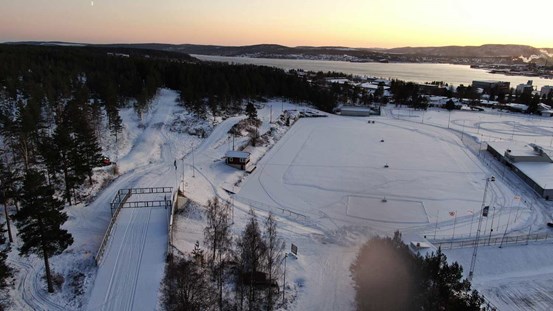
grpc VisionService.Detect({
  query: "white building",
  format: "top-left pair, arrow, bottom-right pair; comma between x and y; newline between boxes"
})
541,86 -> 553,97
516,80 -> 534,94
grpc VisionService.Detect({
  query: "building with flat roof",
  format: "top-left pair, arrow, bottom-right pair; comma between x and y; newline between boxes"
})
487,142 -> 553,199
336,105 -> 379,116
472,80 -> 510,93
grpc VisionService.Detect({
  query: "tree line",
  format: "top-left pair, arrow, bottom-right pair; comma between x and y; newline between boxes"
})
163,198 -> 286,311
0,43 -> 342,302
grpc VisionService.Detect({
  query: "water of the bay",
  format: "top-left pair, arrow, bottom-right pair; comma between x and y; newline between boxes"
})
194,54 -> 552,89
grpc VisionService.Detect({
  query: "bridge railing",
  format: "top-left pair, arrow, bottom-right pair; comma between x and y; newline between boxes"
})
95,190 -> 132,265
96,187 -> 174,265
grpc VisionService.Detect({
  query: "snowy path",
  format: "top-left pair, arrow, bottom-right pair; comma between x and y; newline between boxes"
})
87,207 -> 168,311
8,256 -> 67,311
85,90 -> 181,310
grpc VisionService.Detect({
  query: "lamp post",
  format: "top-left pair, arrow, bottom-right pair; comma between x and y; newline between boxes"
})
181,157 -> 185,189
282,253 -> 288,303
191,142 -> 196,178
468,176 -> 495,281
468,209 -> 475,238
487,206 -> 496,245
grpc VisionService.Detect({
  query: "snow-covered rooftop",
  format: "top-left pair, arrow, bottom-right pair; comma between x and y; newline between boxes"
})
359,82 -> 390,90
225,150 -> 250,158
488,142 -> 553,189
490,142 -> 538,157
340,106 -> 373,112
513,162 -> 553,189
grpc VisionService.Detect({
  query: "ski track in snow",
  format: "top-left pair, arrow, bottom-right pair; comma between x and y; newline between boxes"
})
8,256 -> 67,311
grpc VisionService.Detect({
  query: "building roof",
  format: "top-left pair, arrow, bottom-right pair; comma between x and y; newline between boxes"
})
505,103 -> 528,111
488,142 -> 539,157
473,80 -> 508,84
359,82 -> 390,90
488,142 -> 553,190
225,151 -> 250,159
513,162 -> 553,190
340,106 -> 373,112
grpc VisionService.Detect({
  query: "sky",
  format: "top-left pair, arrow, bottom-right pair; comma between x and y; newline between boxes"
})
1,0 -> 552,48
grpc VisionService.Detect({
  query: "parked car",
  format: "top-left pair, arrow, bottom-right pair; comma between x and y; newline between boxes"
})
99,156 -> 112,166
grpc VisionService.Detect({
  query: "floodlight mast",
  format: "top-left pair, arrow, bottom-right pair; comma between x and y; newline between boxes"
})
468,176 -> 495,281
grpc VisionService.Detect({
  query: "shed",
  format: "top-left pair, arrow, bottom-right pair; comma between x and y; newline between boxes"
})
225,151 -> 250,170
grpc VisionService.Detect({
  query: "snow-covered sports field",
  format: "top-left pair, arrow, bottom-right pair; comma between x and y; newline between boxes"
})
8,89 -> 553,310
234,108 -> 553,310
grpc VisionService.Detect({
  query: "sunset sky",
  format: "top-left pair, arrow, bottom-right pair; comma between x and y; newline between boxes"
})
1,0 -> 551,48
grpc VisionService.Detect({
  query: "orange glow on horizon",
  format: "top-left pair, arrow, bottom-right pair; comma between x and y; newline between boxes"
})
1,0 -> 552,48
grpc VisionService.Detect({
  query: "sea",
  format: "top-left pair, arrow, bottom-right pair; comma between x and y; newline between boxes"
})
193,55 -> 553,90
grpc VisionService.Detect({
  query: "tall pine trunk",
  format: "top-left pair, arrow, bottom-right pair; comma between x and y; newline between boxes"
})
3,193 -> 13,243
41,236 -> 54,293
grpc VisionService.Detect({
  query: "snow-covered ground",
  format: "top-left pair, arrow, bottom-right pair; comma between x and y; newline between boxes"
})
169,102 -> 553,310
7,89 -> 553,310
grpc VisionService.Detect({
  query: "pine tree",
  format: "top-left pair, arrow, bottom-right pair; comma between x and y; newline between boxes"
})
0,160 -> 16,243
50,121 -> 79,204
245,102 -> 257,120
15,170 -> 73,293
191,240 -> 204,267
106,105 -> 123,143
71,108 -> 102,185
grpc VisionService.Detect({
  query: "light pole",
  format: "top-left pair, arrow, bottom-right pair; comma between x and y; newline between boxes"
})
468,209 -> 475,238
487,206 -> 495,245
282,253 -> 288,303
468,176 -> 495,281
191,142 -> 196,178
499,204 -> 514,249
181,157 -> 185,189
448,110 -> 452,129
433,210 -> 439,239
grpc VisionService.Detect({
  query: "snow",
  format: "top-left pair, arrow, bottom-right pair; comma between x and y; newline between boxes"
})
87,207 -> 168,311
445,243 -> 553,310
8,86 -> 553,310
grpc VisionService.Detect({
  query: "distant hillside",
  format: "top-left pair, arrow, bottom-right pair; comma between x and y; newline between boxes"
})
99,43 -> 553,62
167,44 -> 381,58
386,44 -> 547,58
5,41 -> 553,64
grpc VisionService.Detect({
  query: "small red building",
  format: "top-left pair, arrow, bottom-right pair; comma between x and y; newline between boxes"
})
225,151 -> 251,170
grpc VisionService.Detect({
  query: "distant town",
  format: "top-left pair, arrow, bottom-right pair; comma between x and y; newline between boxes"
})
294,69 -> 553,117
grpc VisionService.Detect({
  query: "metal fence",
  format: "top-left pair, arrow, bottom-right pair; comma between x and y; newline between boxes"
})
430,231 -> 553,250
95,190 -> 131,264
234,195 -> 307,221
